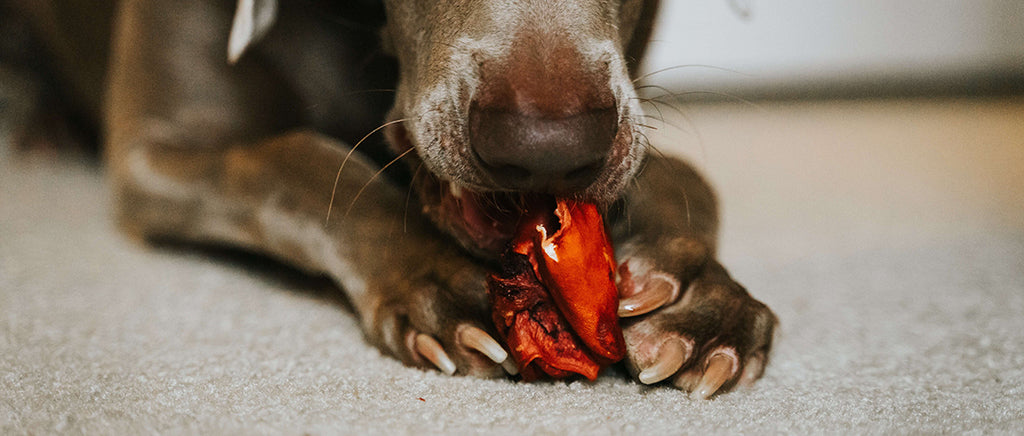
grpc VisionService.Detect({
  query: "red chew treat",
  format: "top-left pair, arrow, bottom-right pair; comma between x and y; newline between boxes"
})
487,252 -> 603,380
487,199 -> 626,380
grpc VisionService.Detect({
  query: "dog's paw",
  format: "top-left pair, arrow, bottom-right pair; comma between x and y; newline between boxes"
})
361,264 -> 518,378
616,256 -> 777,398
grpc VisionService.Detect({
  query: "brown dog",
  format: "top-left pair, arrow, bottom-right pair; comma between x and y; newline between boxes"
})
7,0 -> 775,398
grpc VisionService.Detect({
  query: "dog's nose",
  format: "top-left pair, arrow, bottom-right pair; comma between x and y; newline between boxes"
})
470,106 -> 618,193
468,32 -> 621,193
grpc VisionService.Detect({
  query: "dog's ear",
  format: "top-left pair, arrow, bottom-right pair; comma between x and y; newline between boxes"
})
227,0 -> 278,64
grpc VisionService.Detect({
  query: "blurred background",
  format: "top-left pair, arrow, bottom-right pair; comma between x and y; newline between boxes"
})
641,0 -> 1024,98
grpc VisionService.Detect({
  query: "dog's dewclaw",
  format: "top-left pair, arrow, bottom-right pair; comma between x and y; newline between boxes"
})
486,199 -> 625,380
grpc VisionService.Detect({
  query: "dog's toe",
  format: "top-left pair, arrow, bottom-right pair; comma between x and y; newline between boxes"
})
635,337 -> 690,385
406,323 -> 511,378
373,299 -> 510,378
413,332 -> 457,375
619,259 -> 776,398
455,324 -> 508,365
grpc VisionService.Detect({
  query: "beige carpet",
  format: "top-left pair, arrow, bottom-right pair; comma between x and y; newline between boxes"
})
2,97 -> 1023,434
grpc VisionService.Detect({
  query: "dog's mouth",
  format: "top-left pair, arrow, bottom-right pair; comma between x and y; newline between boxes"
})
388,123 -> 598,257
422,176 -> 551,256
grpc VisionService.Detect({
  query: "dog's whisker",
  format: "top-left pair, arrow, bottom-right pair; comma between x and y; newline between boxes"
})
342,146 -> 418,219
638,103 -> 666,124
638,109 -> 695,136
632,64 -> 752,85
327,118 -> 409,223
337,88 -> 397,99
635,95 -> 690,123
404,162 -> 426,233
643,150 -> 695,229
634,83 -> 683,99
633,93 -> 709,163
635,131 -> 654,152
683,179 -> 692,228
634,95 -> 701,137
637,114 -> 692,140
636,84 -> 767,112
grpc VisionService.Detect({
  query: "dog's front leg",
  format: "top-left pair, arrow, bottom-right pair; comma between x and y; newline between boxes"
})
111,131 -> 508,377
610,154 -> 778,398
104,0 -> 507,377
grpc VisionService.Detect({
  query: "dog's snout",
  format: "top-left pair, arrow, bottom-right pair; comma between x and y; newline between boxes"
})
468,33 -> 620,193
470,106 -> 617,193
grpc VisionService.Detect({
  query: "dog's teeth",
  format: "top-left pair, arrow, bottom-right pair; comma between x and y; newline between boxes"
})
637,338 -> 690,384
457,325 -> 508,364
414,333 -> 456,375
449,184 -> 464,199
618,277 -> 675,317
692,353 -> 737,400
501,358 -> 519,376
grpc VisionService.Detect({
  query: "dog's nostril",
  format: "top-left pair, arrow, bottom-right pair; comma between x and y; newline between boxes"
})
470,106 -> 618,192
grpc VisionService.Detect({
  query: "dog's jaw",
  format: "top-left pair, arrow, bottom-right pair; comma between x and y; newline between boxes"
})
386,84 -> 644,257
387,109 -> 644,259
381,1 -> 648,256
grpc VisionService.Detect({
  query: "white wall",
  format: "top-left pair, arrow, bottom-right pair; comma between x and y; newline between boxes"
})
641,0 -> 1024,96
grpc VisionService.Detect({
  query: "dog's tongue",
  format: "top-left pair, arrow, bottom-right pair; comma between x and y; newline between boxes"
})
487,199 -> 625,380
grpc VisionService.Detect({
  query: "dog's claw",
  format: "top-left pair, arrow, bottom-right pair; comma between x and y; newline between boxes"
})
692,352 -> 738,399
456,325 -> 508,364
637,338 -> 690,384
618,276 -> 676,317
415,333 -> 457,375
739,350 -> 766,386
500,357 -> 519,376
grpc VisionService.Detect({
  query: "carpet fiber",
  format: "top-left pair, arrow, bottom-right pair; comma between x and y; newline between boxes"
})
2,97 -> 1023,434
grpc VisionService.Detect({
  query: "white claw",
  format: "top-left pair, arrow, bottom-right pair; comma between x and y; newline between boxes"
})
739,351 -> 766,386
638,338 -> 690,384
457,325 -> 508,364
414,333 -> 456,375
692,351 -> 738,400
619,275 -> 676,317
501,358 -> 520,376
